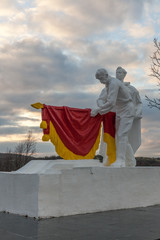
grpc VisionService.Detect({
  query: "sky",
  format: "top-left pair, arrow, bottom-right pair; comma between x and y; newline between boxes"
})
0,0 -> 160,157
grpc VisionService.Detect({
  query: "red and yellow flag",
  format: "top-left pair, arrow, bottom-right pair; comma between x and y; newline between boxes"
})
32,103 -> 116,165
103,112 -> 116,165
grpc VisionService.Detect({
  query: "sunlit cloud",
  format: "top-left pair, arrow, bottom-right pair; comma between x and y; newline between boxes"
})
127,24 -> 154,39
0,0 -> 159,157
0,0 -> 18,16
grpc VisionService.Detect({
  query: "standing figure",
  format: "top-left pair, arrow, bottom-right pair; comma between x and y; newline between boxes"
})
116,66 -> 142,166
91,68 -> 135,167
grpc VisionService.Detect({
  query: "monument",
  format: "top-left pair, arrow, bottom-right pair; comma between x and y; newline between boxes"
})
91,67 -> 142,167
1,67 -> 159,219
31,67 -> 142,167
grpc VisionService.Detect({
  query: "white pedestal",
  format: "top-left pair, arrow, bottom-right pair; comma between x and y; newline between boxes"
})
0,160 -> 160,218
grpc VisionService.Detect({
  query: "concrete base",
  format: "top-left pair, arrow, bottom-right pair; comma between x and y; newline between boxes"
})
0,160 -> 160,218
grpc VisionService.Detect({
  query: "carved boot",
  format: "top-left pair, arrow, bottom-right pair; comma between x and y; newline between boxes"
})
111,140 -> 127,167
125,143 -> 136,167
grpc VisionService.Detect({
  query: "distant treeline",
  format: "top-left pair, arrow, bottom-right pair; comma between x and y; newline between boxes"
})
0,153 -> 63,172
136,157 -> 160,166
0,153 -> 159,172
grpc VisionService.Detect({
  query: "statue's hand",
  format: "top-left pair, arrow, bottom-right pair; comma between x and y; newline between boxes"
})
135,108 -> 142,119
98,108 -> 109,115
91,108 -> 99,117
135,114 -> 142,119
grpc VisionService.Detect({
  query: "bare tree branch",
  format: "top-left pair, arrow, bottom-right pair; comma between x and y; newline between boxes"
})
15,130 -> 36,163
145,95 -> 160,110
145,38 -> 160,110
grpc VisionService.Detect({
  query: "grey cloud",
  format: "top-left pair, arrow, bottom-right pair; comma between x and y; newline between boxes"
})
42,91 -> 97,109
0,38 -> 99,132
0,118 -> 16,126
32,0 -> 150,38
68,38 -> 140,68
140,89 -> 160,116
0,38 -> 151,134
0,125 -> 41,140
0,38 -> 104,103
136,97 -> 160,157
130,88 -> 160,157
0,0 -> 158,158
95,41 -> 139,67
0,126 -> 25,135
0,39 -> 86,92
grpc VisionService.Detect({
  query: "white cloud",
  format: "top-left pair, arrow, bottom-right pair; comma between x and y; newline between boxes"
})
0,0 -> 19,16
126,23 -> 154,38
0,0 -> 159,157
29,0 -> 150,40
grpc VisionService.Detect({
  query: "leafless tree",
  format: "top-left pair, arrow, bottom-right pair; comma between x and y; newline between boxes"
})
15,130 -> 36,161
145,38 -> 160,110
0,131 -> 37,171
13,130 -> 36,169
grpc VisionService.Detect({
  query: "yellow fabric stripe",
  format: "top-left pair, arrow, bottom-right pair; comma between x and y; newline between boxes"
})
31,102 -> 44,109
103,133 -> 116,166
45,121 -> 101,160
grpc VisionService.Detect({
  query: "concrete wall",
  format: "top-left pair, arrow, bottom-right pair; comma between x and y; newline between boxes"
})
0,172 -> 39,218
0,160 -> 160,218
38,167 -> 160,218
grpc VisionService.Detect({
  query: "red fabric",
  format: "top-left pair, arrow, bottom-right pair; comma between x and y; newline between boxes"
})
103,112 -> 116,138
42,105 -> 116,156
42,105 -> 102,155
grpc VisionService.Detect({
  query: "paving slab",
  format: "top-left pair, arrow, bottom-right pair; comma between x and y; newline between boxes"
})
1,205 -> 160,239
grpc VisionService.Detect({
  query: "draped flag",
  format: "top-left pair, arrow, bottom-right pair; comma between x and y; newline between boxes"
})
31,103 -> 116,165
103,112 -> 116,165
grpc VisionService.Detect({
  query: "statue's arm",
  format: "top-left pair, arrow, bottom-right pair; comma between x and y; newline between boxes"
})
98,81 -> 118,114
91,88 -> 107,116
97,88 -> 107,107
135,92 -> 142,119
97,99 -> 104,107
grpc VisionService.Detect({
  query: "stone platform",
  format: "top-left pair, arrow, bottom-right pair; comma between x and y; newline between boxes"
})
0,160 -> 160,219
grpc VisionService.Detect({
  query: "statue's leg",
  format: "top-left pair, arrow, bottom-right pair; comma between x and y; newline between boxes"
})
125,143 -> 136,167
112,116 -> 134,167
113,136 -> 128,167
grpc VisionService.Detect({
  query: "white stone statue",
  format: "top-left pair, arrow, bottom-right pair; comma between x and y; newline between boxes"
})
91,68 -> 140,167
116,66 -> 142,166
95,75 -> 116,166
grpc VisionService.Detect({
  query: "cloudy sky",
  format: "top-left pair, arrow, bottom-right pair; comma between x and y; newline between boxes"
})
0,0 -> 159,157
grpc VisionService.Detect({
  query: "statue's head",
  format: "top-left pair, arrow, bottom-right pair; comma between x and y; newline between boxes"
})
116,66 -> 127,81
95,68 -> 108,84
